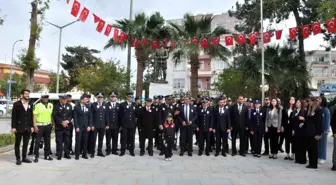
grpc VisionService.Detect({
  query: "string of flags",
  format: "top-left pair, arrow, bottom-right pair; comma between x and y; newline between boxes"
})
66,0 -> 336,49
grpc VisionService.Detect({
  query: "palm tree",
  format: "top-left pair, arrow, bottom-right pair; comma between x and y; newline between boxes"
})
169,14 -> 231,97
104,12 -> 171,97
236,45 -> 308,98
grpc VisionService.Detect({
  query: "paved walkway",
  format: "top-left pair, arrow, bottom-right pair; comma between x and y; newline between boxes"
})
0,135 -> 335,185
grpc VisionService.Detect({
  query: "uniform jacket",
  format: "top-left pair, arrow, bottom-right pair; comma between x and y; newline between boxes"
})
106,101 -> 120,129
163,122 -> 175,138
250,108 -> 266,133
159,104 -> 169,125
11,100 -> 34,132
91,101 -> 108,128
119,101 -> 137,129
73,103 -> 92,130
52,102 -> 73,131
213,105 -> 231,131
197,106 -> 213,131
229,103 -> 248,129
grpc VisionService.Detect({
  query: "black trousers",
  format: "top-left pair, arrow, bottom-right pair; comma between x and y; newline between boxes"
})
34,125 -> 52,157
75,129 -> 88,156
106,128 -> 119,153
195,129 -> 199,143
121,128 -> 135,153
231,126 -> 245,154
164,136 -> 174,158
15,131 -> 31,160
269,127 -> 279,154
55,129 -> 70,157
285,130 -> 295,154
173,126 -> 179,149
253,130 -> 264,155
29,132 -> 37,152
210,132 -> 216,147
86,130 -> 94,154
180,126 -> 193,153
278,132 -> 285,149
199,131 -> 210,152
68,124 -> 74,152
155,129 -> 164,151
91,128 -> 105,154
263,132 -> 270,153
307,136 -> 318,168
139,130 -> 154,153
295,136 -> 307,164
245,129 -> 254,153
215,130 -> 228,153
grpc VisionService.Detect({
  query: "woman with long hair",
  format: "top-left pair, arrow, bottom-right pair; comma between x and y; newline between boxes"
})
282,97 -> 295,160
292,99 -> 307,164
265,98 -> 282,159
317,96 -> 330,164
305,97 -> 323,169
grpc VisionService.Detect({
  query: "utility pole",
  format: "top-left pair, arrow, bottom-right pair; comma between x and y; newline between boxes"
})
126,0 -> 133,92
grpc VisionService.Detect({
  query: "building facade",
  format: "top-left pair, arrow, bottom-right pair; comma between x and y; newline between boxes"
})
167,13 -> 239,96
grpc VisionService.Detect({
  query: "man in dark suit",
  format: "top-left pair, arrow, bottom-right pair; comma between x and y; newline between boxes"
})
105,92 -> 120,155
262,97 -> 271,155
214,97 -> 231,157
196,98 -> 213,156
11,89 -> 34,165
74,94 -> 92,160
229,95 -> 248,157
250,100 -> 266,157
119,93 -> 137,156
179,97 -> 197,156
53,94 -> 73,160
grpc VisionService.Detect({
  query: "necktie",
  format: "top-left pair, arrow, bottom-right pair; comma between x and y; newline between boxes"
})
248,109 -> 251,119
82,105 -> 85,112
238,105 -> 242,114
185,105 -> 189,122
257,109 -> 259,113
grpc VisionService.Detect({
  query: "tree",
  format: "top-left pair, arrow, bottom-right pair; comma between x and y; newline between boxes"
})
0,73 -> 26,99
104,12 -> 171,97
48,71 -> 71,93
213,68 -> 259,100
318,0 -> 336,49
169,14 -> 231,97
229,0 -> 321,97
0,9 -> 5,26
75,59 -> 130,98
61,46 -> 100,88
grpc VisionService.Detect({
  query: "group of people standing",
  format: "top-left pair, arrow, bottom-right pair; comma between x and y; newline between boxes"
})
10,89 -> 336,171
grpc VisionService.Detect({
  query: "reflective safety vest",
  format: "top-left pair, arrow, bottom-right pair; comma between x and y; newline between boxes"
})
33,102 -> 53,124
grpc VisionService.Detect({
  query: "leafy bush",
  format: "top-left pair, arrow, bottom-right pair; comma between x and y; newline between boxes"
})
0,133 -> 15,147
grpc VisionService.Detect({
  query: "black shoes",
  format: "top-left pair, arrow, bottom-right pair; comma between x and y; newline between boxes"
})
331,165 -> 336,171
188,153 -> 192,157
97,153 -> 105,157
262,152 -> 269,156
28,151 -> 33,155
57,156 -> 62,160
278,148 -> 284,153
69,151 -> 75,155
119,152 -> 125,156
75,155 -> 79,160
16,159 -> 22,165
221,152 -> 227,157
90,154 -> 95,158
82,155 -> 88,159
140,152 -> 145,156
306,165 -> 317,169
198,151 -> 203,156
159,151 -> 164,156
232,152 -> 237,156
33,157 -> 38,163
130,151 -> 135,157
149,152 -> 153,156
22,158 -> 32,163
214,153 -> 219,157
179,152 -> 184,156
64,155 -> 71,159
44,156 -> 53,161
112,151 -> 119,155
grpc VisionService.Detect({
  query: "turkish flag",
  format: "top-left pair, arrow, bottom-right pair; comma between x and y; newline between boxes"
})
275,30 -> 282,40
236,34 -> 246,44
191,38 -> 198,44
225,36 -> 234,46
200,38 -> 209,48
170,40 -> 176,48
326,19 -> 336,33
78,7 -> 90,22
119,32 -> 127,44
163,39 -> 169,47
132,39 -> 141,48
142,39 -> 149,45
96,19 -> 105,33
311,22 -> 322,35
70,0 -> 81,17
211,37 -> 220,46
92,14 -> 100,23
301,25 -> 310,39
104,24 -> 112,36
263,32 -> 271,43
289,27 -> 298,39
113,28 -> 119,40
152,40 -> 159,49
249,33 -> 258,45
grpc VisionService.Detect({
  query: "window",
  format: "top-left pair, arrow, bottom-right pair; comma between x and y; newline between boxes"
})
317,80 -> 325,85
198,79 -> 202,89
215,61 -> 226,69
173,78 -> 185,89
173,60 -> 185,71
215,23 -> 226,29
199,61 -> 204,70
311,68 -> 328,77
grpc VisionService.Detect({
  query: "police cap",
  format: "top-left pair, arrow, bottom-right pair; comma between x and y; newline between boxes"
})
153,95 -> 158,99
59,94 -> 67,99
127,92 -> 134,98
146,98 -> 152,102
96,92 -> 104,98
109,92 -> 117,97
255,100 -> 261,104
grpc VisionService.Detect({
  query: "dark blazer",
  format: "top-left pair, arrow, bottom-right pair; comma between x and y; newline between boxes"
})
197,106 -> 213,131
73,103 -> 92,130
159,103 -> 169,125
292,109 -> 306,136
250,108 -> 266,133
11,100 -> 34,132
229,103 -> 248,129
106,101 -> 120,129
119,101 -> 137,129
91,101 -> 108,128
282,107 -> 294,133
179,104 -> 197,127
52,102 -> 73,131
213,105 -> 231,131
305,108 -> 323,137
331,108 -> 336,135
138,106 -> 158,132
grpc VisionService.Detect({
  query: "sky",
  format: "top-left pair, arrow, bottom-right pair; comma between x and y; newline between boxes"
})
0,0 -> 331,82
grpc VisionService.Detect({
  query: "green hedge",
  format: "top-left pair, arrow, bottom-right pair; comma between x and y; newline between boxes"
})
0,133 -> 15,147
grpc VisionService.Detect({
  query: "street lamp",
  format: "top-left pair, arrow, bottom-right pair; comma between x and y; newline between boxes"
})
260,0 -> 265,105
46,20 -> 79,93
7,39 -> 23,114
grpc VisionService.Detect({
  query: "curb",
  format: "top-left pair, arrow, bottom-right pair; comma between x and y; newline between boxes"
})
0,133 -> 55,154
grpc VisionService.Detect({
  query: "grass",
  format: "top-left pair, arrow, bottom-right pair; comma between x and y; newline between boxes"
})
0,133 -> 15,147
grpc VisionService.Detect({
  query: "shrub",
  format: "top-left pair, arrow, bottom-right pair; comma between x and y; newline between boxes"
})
0,133 -> 15,147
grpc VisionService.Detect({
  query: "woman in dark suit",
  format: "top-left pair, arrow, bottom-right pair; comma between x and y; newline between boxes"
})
305,97 -> 323,169
282,97 -> 295,160
292,99 -> 307,164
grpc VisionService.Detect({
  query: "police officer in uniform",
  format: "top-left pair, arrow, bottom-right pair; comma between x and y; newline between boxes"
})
105,92 -> 120,155
119,93 -> 137,156
152,95 -> 160,148
74,94 -> 92,160
66,94 -> 76,155
138,98 -> 158,156
135,96 -> 143,148
53,95 -> 73,160
246,98 -> 254,154
197,98 -> 213,156
90,92 -> 108,158
250,100 -> 265,157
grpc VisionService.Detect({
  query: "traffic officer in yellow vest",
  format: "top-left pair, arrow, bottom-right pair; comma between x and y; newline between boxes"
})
67,94 -> 76,155
33,94 -> 53,163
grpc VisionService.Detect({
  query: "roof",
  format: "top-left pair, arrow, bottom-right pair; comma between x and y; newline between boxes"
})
0,72 -> 51,84
0,63 -> 51,75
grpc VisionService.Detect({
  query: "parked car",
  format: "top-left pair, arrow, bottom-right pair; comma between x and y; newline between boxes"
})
0,104 -> 7,116
0,99 -> 13,110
